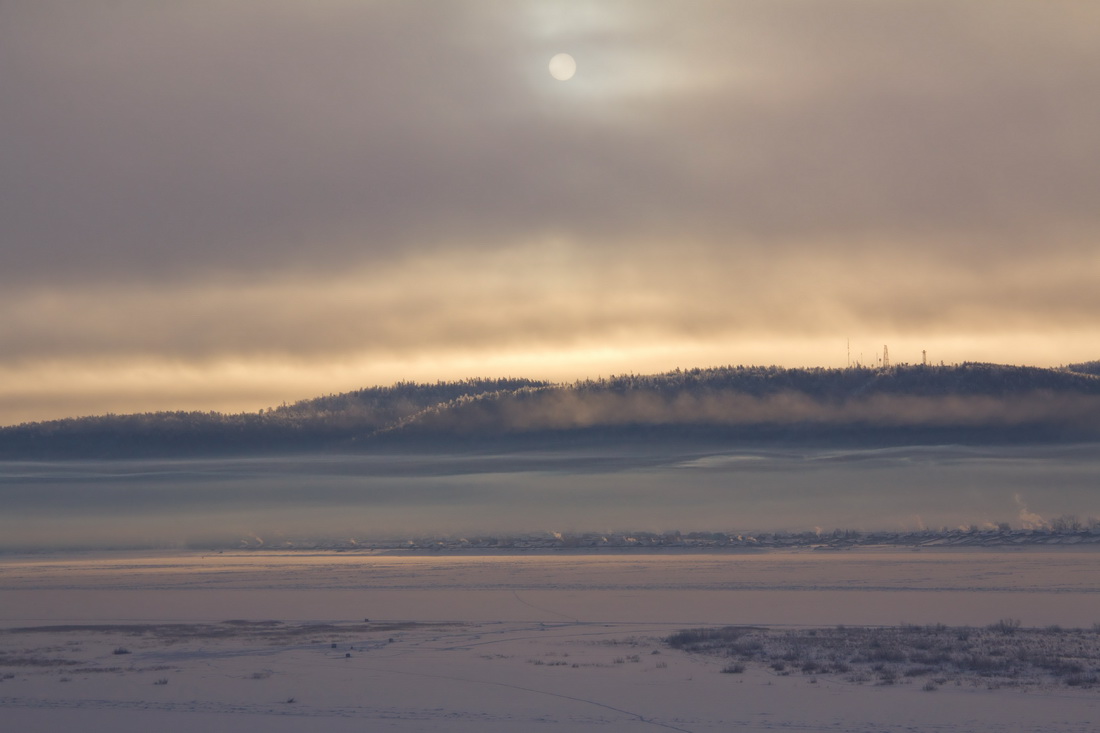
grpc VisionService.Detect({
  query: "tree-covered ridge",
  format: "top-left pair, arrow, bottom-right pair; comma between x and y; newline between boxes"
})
266,377 -> 548,426
1,364 -> 1098,458
579,362 -> 1100,397
0,377 -> 549,458
376,363 -> 1100,439
1067,360 -> 1100,377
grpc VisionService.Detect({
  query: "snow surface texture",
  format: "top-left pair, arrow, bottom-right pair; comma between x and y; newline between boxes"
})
2,550 -> 1099,732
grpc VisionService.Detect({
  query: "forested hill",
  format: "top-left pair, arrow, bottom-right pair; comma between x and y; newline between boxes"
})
3,363 -> 1100,458
1068,359 -> 1100,377
0,378 -> 548,459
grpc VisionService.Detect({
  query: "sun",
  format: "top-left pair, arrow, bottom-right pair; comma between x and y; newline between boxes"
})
548,53 -> 576,81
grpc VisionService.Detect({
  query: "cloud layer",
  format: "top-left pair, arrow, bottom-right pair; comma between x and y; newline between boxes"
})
3,1 -> 1099,423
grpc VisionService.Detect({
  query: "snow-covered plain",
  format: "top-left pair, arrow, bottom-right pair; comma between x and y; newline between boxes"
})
2,549 -> 1099,732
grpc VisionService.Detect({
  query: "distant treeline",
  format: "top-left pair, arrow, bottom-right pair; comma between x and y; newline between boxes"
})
0,378 -> 547,459
2,363 -> 1099,458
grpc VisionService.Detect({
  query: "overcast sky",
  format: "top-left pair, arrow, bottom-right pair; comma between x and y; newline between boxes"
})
3,1 -> 1099,424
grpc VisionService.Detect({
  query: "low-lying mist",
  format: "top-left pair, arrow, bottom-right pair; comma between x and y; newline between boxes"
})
2,443 -> 1098,551
409,389 -> 1100,434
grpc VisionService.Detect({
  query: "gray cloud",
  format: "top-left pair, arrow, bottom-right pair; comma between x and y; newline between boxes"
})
1,1 -> 1099,421
2,241 -> 1096,365
4,1 -> 1098,283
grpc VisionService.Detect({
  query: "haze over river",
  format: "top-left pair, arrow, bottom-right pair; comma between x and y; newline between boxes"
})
2,443 -> 1098,551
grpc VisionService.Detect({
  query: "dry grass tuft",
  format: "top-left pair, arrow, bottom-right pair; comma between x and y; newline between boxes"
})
666,622 -> 1100,690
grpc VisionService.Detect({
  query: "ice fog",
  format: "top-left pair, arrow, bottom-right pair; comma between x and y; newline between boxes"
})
1,443 -> 1098,551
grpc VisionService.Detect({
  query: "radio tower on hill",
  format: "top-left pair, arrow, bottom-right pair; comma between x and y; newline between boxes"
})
882,344 -> 890,370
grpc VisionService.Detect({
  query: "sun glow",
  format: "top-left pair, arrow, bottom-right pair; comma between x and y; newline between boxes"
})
549,53 -> 576,80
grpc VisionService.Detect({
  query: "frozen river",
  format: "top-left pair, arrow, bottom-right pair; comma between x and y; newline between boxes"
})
3,548 -> 1100,733
3,549 -> 1099,627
